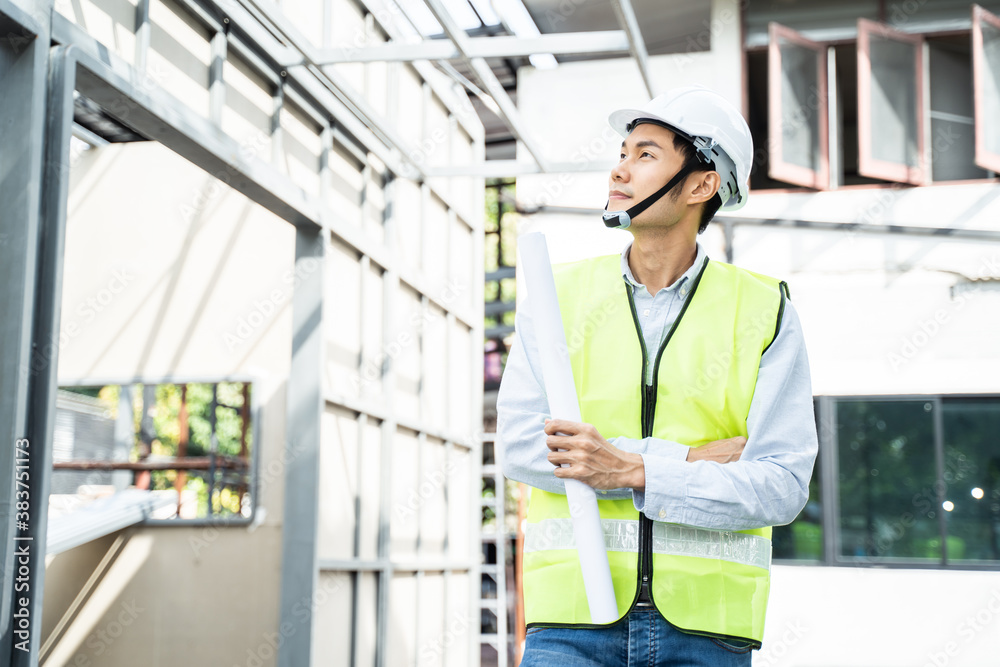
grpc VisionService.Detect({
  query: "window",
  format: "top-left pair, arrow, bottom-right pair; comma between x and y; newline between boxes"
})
857,19 -> 927,184
53,381 -> 255,521
775,395 -> 1000,568
940,398 -> 1000,562
771,401 -> 823,560
747,9 -> 998,193
837,399 -> 940,563
928,33 -> 988,181
767,22 -> 830,189
973,5 -> 1000,172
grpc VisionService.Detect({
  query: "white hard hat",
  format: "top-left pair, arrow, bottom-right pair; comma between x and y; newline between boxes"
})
608,86 -> 753,210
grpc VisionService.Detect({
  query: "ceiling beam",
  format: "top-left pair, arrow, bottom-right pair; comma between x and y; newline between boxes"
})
611,0 -> 655,98
425,158 -> 618,178
303,30 -> 630,64
416,0 -> 553,172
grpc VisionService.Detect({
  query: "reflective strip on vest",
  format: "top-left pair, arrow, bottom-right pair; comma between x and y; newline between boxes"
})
525,518 -> 771,571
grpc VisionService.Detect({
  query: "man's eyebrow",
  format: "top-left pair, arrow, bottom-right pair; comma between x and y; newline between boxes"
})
620,139 -> 663,151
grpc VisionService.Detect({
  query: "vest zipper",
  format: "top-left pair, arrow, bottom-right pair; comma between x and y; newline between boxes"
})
625,288 -> 654,607
625,258 -> 711,612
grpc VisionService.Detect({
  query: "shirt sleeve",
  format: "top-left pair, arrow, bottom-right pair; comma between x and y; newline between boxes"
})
631,300 -> 818,531
497,299 -> 634,500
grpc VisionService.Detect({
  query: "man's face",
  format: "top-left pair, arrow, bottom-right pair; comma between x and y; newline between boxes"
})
607,122 -> 688,226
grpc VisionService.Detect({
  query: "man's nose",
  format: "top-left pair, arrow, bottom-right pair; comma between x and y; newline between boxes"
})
610,159 -> 629,182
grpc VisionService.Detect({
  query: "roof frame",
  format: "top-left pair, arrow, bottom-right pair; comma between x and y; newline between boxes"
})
611,0 -> 655,98
305,30 -> 631,64
415,0 -> 553,172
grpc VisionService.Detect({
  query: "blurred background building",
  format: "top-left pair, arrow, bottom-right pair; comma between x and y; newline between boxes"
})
1,0 -> 998,666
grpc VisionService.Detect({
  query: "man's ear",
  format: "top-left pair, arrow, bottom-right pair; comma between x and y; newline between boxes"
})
687,171 -> 721,205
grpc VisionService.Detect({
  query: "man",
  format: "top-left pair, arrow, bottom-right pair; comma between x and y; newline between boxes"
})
497,86 -> 818,666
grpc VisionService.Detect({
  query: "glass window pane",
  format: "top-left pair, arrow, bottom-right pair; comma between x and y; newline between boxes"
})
767,23 -> 829,189
837,399 -> 940,563
857,19 -> 925,184
941,399 -> 1000,563
772,451 -> 822,560
868,37 -> 920,167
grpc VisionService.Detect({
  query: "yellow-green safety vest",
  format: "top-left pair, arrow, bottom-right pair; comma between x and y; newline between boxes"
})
522,252 -> 788,645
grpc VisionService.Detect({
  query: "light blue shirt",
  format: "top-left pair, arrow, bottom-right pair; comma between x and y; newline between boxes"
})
497,238 -> 818,531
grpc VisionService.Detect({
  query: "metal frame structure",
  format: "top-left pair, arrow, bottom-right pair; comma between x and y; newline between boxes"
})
1,0 -> 489,665
479,435 -> 509,665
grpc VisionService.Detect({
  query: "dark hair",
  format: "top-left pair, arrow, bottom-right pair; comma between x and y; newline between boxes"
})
671,133 -> 723,234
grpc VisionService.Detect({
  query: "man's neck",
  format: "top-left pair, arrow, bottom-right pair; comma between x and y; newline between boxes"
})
627,232 -> 697,295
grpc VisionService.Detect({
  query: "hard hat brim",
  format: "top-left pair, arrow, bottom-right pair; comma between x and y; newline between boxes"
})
608,108 -> 670,139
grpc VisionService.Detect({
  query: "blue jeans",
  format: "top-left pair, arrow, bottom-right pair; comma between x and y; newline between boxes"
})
520,607 -> 754,667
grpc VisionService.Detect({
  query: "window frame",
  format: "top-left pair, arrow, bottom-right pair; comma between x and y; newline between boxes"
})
773,393 -> 1000,571
856,18 -> 928,185
767,22 -> 831,190
972,4 -> 1000,173
55,376 -> 261,527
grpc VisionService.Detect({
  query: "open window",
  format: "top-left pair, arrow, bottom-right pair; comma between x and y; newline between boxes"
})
973,4 -> 1000,172
927,32 -> 988,182
767,22 -> 829,189
857,19 -> 927,184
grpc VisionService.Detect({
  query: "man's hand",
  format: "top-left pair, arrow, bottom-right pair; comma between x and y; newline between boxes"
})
543,419 -> 644,490
686,436 -> 747,463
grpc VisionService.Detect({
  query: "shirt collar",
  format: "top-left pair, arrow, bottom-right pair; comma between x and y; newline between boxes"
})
620,239 -> 707,293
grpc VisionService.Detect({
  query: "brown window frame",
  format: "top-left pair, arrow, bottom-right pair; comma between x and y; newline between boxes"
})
972,4 -> 1000,173
857,18 -> 928,185
767,22 -> 830,190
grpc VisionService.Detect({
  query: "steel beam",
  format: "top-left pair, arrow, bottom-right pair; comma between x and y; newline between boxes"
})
611,0 -> 656,98
0,1 -> 56,663
302,30 -> 630,64
352,0 -> 485,145
277,228 -> 325,667
417,0 -> 552,172
509,201 -> 1000,243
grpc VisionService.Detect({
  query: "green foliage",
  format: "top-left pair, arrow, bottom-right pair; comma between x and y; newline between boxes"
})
91,381 -> 254,517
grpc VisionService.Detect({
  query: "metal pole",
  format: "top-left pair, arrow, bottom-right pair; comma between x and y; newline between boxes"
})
207,383 -> 219,515
277,228 -> 325,667
176,384 -> 190,516
1,9 -> 69,658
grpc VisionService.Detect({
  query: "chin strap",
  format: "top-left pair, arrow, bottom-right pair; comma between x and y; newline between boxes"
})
602,162 -> 696,229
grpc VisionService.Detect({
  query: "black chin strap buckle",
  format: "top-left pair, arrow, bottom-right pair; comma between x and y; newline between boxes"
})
603,208 -> 631,229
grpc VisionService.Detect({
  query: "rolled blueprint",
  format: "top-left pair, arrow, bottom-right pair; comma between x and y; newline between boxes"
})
518,232 -> 618,623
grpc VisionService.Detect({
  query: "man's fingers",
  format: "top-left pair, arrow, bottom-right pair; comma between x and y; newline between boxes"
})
543,419 -> 583,435
545,435 -> 575,450
547,450 -> 572,466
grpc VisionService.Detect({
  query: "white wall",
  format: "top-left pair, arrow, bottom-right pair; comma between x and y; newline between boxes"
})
760,565 -> 1000,666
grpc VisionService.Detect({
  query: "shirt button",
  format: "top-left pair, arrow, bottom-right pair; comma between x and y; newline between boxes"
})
643,309 -> 650,316
680,288 -> 687,297
658,509 -> 666,519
